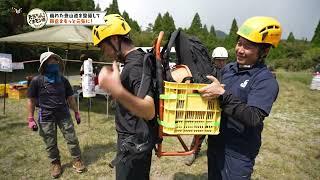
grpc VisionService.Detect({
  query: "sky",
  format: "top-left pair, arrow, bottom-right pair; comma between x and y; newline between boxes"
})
94,0 -> 320,40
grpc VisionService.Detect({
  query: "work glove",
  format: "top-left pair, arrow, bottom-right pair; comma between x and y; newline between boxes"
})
28,117 -> 38,131
75,112 -> 81,125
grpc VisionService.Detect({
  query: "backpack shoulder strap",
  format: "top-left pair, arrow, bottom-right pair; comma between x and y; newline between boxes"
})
163,30 -> 180,58
137,52 -> 155,98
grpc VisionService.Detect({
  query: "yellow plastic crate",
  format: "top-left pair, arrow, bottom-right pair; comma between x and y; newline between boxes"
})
159,81 -> 221,135
0,84 -> 10,96
8,86 -> 28,100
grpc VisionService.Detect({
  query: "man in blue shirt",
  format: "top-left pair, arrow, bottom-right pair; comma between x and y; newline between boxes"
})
199,16 -> 282,179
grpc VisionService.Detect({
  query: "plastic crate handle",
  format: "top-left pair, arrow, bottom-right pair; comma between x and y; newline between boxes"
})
157,118 -> 176,128
157,115 -> 221,128
160,93 -> 201,99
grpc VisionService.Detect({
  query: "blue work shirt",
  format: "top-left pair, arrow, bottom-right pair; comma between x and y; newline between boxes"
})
220,62 -> 279,160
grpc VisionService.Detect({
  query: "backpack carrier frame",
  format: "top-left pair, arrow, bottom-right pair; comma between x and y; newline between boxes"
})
153,31 -> 213,157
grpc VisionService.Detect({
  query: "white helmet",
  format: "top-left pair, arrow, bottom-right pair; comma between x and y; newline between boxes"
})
212,47 -> 228,59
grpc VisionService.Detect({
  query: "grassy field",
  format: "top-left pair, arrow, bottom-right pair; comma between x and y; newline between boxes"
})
0,71 -> 319,180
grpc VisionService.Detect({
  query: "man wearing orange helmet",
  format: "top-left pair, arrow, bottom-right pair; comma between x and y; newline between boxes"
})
92,14 -> 156,180
199,16 -> 282,179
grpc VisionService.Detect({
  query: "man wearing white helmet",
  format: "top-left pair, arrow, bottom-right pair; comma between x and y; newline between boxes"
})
185,46 -> 229,166
212,47 -> 228,69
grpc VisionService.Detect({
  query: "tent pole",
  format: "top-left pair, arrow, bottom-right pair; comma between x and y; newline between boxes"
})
64,47 -> 69,77
3,72 -> 6,115
88,97 -> 91,127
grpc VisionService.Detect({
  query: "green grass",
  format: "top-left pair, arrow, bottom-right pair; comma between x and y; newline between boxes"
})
276,68 -> 313,85
252,70 -> 320,180
0,71 -> 319,179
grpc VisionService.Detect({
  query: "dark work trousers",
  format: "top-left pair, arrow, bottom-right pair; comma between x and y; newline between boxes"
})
207,137 -> 254,180
115,135 -> 152,180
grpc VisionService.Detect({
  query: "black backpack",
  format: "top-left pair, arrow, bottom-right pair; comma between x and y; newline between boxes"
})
111,31 -> 220,165
109,48 -> 162,168
162,30 -> 220,83
139,30 -> 220,98
136,30 -> 220,146
137,30 -> 221,138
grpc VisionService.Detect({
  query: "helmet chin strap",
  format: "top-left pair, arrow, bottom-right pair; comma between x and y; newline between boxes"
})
116,37 -> 125,63
107,37 -> 125,63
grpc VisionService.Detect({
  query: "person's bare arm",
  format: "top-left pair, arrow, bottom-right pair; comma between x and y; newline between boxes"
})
67,96 -> 78,113
27,98 -> 36,118
115,89 -> 155,120
98,61 -> 155,120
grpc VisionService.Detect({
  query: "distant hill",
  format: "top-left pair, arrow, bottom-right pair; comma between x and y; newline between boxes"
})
216,30 -> 227,39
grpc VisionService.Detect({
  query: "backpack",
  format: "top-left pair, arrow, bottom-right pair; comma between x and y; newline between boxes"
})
139,30 -> 220,98
110,30 -> 220,166
137,48 -> 162,146
162,30 -> 220,83
109,48 -> 162,167
138,29 -> 221,138
137,30 -> 220,146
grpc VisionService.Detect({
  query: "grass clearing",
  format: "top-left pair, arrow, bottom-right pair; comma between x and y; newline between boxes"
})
0,71 -> 319,179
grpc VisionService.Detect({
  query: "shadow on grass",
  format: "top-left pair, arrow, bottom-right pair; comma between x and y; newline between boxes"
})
173,172 -> 208,180
61,161 -> 89,173
82,143 -> 116,166
0,122 -> 26,131
62,161 -> 73,169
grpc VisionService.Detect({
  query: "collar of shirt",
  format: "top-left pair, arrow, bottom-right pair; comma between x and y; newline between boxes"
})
124,49 -> 143,65
230,61 -> 266,76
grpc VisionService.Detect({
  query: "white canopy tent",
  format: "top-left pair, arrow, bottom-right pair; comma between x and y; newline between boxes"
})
0,26 -> 101,118
0,25 -> 98,50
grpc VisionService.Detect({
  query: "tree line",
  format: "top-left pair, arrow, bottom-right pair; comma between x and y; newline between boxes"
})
0,0 -> 319,71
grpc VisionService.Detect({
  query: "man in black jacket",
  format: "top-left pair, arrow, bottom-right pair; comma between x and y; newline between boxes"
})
92,14 -> 155,180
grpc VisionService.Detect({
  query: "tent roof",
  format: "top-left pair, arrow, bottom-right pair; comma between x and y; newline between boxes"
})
0,26 -> 99,50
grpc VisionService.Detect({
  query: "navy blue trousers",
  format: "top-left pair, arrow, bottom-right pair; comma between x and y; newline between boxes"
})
207,140 -> 255,180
